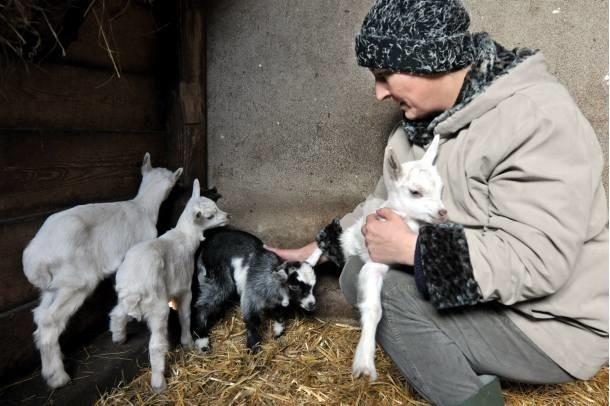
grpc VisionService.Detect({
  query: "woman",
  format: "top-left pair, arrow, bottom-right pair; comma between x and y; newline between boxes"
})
267,0 -> 608,404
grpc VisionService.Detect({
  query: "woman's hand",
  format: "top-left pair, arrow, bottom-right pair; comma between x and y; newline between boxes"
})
362,208 -> 417,265
264,241 -> 318,262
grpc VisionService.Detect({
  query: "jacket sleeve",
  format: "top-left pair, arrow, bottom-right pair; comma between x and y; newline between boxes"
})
419,97 -> 604,309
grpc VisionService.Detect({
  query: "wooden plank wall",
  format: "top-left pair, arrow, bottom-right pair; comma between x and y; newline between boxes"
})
0,0 -> 169,382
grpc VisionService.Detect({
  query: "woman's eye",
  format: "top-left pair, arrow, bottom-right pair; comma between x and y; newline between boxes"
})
372,69 -> 392,82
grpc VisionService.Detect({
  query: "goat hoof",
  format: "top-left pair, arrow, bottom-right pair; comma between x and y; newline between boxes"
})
112,334 -> 126,345
181,338 -> 195,349
272,322 -> 285,338
247,342 -> 262,354
195,338 -> 210,352
110,330 -> 127,344
352,363 -> 378,381
352,351 -> 378,381
151,376 -> 167,393
45,369 -> 71,388
352,342 -> 378,381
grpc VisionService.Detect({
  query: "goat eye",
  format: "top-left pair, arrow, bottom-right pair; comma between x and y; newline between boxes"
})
205,214 -> 214,220
409,189 -> 422,198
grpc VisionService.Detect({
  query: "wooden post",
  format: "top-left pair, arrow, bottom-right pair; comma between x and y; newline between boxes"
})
166,0 -> 207,222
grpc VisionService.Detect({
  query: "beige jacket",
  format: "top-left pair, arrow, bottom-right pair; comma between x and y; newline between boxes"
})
341,53 -> 608,379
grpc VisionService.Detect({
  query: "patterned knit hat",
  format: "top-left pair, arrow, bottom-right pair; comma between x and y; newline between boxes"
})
355,0 -> 475,74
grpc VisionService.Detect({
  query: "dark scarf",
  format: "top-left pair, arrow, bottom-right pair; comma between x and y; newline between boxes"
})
404,32 -> 537,147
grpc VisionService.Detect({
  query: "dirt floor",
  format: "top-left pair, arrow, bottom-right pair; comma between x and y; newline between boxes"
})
97,307 -> 609,405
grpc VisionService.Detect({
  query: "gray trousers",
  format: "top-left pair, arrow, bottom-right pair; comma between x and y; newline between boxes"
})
339,257 -> 573,406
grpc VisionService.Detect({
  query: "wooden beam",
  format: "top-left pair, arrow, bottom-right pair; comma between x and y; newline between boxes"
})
164,0 -> 207,220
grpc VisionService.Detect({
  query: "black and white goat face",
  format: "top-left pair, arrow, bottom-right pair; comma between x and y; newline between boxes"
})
279,262 -> 316,312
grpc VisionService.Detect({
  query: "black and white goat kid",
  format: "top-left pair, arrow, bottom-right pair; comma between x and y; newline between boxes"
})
191,228 -> 318,351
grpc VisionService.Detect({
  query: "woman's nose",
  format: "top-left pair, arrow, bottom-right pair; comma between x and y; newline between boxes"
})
375,81 -> 391,101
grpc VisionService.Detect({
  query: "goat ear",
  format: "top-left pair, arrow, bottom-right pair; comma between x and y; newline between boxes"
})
173,168 -> 183,181
192,179 -> 200,198
277,262 -> 296,276
383,148 -> 403,184
203,187 -> 222,202
421,133 -> 440,165
196,256 -> 207,279
275,268 -> 288,282
141,152 -> 152,174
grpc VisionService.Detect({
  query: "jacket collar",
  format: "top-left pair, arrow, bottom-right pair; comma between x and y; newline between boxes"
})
402,33 -> 540,145
435,52 -> 554,137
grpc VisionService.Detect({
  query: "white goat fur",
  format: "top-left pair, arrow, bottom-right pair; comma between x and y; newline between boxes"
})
22,153 -> 182,389
341,134 -> 446,381
109,179 -> 228,392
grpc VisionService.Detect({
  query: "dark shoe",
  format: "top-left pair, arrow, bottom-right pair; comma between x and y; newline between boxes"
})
459,375 -> 504,406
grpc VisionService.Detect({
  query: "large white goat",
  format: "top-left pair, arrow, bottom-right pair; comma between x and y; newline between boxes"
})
22,153 -> 182,388
109,179 -> 228,392
343,134 -> 446,380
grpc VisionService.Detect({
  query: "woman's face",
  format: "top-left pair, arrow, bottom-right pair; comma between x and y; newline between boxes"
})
371,69 -> 458,120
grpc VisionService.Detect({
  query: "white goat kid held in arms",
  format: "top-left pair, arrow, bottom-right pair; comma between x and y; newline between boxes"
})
109,179 -> 228,393
22,153 -> 182,389
342,133 -> 446,380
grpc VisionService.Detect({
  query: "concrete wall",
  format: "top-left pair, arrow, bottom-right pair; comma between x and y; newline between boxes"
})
207,0 -> 608,247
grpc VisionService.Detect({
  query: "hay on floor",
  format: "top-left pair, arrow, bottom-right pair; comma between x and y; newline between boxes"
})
97,307 -> 608,405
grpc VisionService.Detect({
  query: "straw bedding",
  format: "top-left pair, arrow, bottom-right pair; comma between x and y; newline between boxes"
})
97,306 -> 608,405
0,0 -> 72,61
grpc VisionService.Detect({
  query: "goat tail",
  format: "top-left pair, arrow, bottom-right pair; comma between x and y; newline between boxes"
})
22,249 -> 52,289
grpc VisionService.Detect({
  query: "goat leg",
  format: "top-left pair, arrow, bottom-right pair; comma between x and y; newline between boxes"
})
352,261 -> 388,381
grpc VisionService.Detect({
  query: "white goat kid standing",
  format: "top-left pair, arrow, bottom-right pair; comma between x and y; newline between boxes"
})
22,153 -> 182,389
342,134 -> 446,381
109,179 -> 228,392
